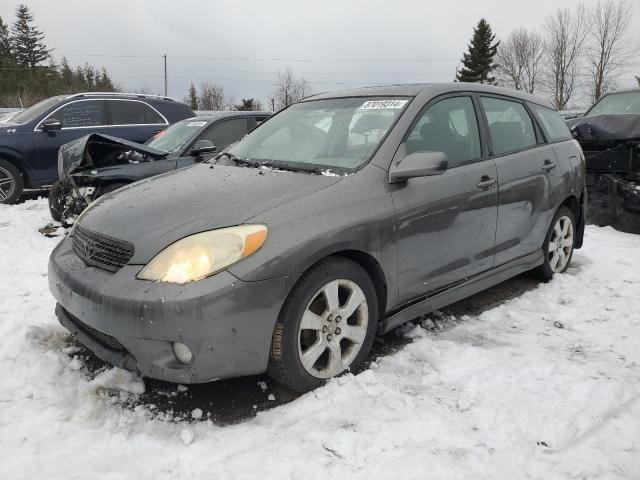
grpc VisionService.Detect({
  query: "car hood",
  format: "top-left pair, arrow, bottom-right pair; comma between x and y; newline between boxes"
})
567,114 -> 640,142
78,163 -> 342,263
59,133 -> 167,179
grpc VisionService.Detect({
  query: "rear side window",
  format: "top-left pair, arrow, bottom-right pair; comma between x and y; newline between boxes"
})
47,100 -> 106,128
109,100 -> 165,125
481,97 -> 536,155
530,104 -> 572,142
406,96 -> 481,167
200,118 -> 249,150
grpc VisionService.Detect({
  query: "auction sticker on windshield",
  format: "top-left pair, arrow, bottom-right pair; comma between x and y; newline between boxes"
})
187,121 -> 207,127
359,99 -> 408,110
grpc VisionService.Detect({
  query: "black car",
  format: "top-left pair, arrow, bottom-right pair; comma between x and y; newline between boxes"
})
566,89 -> 640,233
48,112 -> 271,222
0,92 -> 195,204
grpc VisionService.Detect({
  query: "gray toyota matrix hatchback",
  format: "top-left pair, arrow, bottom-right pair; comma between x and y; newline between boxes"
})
49,84 -> 586,393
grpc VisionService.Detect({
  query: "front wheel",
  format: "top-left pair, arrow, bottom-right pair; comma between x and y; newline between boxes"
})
268,257 -> 378,393
534,206 -> 576,281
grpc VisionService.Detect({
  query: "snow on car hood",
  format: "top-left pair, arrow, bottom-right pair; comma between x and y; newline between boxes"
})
78,163 -> 342,263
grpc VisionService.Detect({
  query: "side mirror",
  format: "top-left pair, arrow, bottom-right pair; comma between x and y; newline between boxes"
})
41,118 -> 62,131
389,150 -> 448,182
190,139 -> 217,156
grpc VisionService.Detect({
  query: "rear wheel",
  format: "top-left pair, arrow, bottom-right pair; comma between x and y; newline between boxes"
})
534,206 -> 576,280
0,159 -> 24,205
268,257 -> 378,393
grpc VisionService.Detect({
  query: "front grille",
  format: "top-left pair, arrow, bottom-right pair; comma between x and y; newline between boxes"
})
73,224 -> 134,272
65,309 -> 127,352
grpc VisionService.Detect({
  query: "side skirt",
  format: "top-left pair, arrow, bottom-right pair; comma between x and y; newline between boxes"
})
381,250 -> 544,333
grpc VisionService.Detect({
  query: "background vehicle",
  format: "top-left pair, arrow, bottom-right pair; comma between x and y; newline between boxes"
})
49,84 -> 586,393
0,92 -> 194,204
48,112 -> 271,222
566,89 -> 640,234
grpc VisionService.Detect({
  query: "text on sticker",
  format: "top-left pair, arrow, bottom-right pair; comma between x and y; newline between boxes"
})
359,100 -> 408,110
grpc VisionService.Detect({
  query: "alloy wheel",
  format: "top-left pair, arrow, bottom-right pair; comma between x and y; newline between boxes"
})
0,166 -> 15,201
297,279 -> 369,379
548,215 -> 574,273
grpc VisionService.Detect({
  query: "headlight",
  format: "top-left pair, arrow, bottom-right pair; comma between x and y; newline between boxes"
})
136,225 -> 267,284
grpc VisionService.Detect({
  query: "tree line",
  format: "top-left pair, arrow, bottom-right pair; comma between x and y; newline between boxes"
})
456,0 -> 637,110
0,4 -> 117,108
184,66 -> 311,112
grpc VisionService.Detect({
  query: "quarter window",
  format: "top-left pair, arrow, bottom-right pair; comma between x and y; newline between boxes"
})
199,118 -> 249,150
530,104 -> 572,142
108,100 -> 165,125
406,96 -> 481,167
46,100 -> 106,128
481,97 -> 536,155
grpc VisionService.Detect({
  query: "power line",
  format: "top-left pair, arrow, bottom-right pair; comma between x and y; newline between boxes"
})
58,53 -> 460,63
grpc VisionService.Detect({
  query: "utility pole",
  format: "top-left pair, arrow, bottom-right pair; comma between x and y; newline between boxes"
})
163,54 -> 168,96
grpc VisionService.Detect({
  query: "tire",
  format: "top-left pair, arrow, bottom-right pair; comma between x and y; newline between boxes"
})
48,180 -> 69,222
534,206 -> 576,281
0,159 -> 24,205
268,257 -> 379,393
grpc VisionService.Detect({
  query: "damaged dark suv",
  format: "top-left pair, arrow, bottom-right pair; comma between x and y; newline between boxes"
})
49,84 -> 586,393
566,89 -> 640,233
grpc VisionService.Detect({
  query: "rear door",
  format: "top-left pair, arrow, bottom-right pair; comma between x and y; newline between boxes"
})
479,96 -> 559,265
392,94 -> 498,302
33,99 -> 107,184
106,99 -> 168,143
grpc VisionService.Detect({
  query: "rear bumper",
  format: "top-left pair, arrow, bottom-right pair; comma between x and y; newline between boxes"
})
49,235 -> 297,383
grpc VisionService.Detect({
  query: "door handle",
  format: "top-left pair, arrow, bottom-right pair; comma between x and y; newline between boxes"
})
541,160 -> 557,172
476,176 -> 497,189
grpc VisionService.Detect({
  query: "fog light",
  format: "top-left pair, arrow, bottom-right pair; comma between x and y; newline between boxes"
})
172,342 -> 193,364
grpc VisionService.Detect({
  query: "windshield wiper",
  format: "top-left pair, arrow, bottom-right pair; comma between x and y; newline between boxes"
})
212,152 -> 258,168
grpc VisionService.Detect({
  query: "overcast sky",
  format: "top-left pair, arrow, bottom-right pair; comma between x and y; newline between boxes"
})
2,0 -> 639,107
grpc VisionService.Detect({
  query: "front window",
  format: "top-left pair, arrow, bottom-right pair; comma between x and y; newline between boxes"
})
146,119 -> 208,153
46,100 -> 106,128
228,97 -> 410,172
587,91 -> 640,116
10,96 -> 68,125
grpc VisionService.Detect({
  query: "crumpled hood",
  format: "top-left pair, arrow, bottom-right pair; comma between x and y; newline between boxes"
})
58,133 -> 167,179
79,163 -> 342,263
567,114 -> 640,142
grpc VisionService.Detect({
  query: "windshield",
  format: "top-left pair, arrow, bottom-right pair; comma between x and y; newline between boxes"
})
228,97 -> 410,171
146,119 -> 208,152
10,96 -> 68,125
587,91 -> 640,116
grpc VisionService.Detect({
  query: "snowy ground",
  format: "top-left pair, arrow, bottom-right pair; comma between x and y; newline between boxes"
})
1,199 -> 640,480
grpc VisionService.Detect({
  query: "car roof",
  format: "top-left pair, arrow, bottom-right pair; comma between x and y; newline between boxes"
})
64,92 -> 182,104
304,83 -> 554,109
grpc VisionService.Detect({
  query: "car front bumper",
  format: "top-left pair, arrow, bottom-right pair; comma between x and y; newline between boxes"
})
49,235 -> 297,383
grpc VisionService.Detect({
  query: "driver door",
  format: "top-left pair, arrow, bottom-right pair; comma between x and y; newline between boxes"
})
392,94 -> 498,302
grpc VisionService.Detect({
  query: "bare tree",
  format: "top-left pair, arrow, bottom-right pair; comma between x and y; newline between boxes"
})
496,28 -> 544,93
543,5 -> 588,110
198,82 -> 225,110
274,67 -> 311,110
585,0 -> 635,102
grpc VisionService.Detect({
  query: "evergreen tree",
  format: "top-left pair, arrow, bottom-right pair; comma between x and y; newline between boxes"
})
186,82 -> 198,110
235,98 -> 255,111
11,4 -> 50,68
456,19 -> 499,84
0,17 -> 13,66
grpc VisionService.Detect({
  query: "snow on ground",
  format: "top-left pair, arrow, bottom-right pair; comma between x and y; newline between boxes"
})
1,199 -> 640,480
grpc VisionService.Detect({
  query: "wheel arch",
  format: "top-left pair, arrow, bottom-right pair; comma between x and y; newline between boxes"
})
287,249 -> 388,328
0,151 -> 31,188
